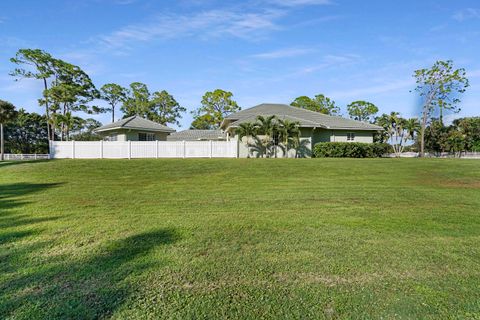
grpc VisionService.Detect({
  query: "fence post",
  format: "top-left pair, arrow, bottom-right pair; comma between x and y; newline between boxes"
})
100,140 -> 104,159
236,139 -> 240,158
72,140 -> 75,159
183,140 -> 186,159
128,141 -> 132,160
34,153 -> 37,160
156,140 -> 159,159
209,140 -> 213,158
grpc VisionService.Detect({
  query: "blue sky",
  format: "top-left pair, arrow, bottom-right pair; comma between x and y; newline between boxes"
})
1,0 -> 479,129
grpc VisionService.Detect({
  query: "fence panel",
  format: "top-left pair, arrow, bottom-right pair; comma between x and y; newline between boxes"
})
50,140 -> 238,159
103,141 -> 129,158
131,142 -> 157,158
74,141 -> 102,159
184,141 -> 210,158
212,141 -> 237,158
51,141 -> 73,158
4,154 -> 50,160
158,141 -> 185,158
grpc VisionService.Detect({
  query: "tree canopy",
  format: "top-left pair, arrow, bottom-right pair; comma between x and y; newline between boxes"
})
11,49 -> 102,141
4,109 -> 49,154
0,100 -> 18,160
100,83 -> 128,123
121,83 -> 185,126
191,89 -> 240,129
413,60 -> 469,156
291,94 -> 340,115
347,101 -> 378,122
150,90 -> 186,126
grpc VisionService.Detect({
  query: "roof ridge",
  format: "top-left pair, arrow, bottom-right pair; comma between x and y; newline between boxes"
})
121,115 -> 137,126
284,104 -> 378,126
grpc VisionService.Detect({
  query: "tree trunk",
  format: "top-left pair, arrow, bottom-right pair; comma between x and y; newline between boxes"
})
420,111 -> 427,157
0,123 -> 4,161
42,78 -> 51,142
439,106 -> 443,125
112,106 -> 115,123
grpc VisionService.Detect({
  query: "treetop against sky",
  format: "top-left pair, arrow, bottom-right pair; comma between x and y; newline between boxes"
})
0,0 -> 479,128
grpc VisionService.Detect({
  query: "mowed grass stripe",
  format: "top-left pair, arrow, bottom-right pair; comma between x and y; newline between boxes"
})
0,159 -> 479,319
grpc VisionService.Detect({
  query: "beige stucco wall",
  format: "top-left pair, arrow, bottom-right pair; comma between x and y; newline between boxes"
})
235,127 -> 312,158
330,130 -> 374,143
312,129 -> 374,144
234,127 -> 376,158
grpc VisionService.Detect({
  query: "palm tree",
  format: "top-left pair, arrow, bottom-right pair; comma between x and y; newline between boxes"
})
291,136 -> 310,158
255,115 -> 277,158
0,100 -> 17,161
236,122 -> 257,158
278,119 -> 300,158
404,118 -> 420,141
56,112 -> 84,141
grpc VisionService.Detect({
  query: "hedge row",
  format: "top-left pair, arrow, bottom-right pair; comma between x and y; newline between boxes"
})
313,142 -> 391,158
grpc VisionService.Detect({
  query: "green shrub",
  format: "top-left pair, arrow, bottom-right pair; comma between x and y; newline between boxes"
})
313,142 -> 391,158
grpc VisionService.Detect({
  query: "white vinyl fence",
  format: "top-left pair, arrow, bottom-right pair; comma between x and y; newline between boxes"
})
50,140 -> 239,159
3,154 -> 50,160
386,152 -> 480,159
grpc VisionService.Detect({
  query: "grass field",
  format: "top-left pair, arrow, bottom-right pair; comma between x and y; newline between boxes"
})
1,158 -> 479,319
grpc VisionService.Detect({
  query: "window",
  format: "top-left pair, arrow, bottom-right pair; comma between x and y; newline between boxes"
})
273,132 -> 280,146
138,132 -> 156,141
347,132 -> 355,141
105,134 -> 117,141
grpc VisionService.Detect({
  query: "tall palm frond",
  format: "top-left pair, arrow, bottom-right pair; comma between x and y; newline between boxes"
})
255,115 -> 277,157
278,118 -> 300,158
236,122 -> 257,158
0,100 -> 17,161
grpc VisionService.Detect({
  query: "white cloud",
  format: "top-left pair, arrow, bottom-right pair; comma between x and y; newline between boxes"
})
299,54 -> 361,74
0,76 -> 43,94
58,51 -> 106,76
468,69 -> 480,78
251,47 -> 315,59
328,79 -> 415,100
97,9 -> 285,49
453,8 -> 480,22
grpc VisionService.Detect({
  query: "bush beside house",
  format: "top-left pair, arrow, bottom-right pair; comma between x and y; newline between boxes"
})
313,142 -> 391,158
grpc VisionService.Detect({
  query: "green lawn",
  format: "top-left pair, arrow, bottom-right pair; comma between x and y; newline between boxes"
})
1,159 -> 480,319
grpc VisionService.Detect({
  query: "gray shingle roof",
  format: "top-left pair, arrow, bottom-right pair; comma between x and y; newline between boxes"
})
167,130 -> 226,141
223,103 -> 383,131
94,115 -> 175,133
228,114 -> 319,128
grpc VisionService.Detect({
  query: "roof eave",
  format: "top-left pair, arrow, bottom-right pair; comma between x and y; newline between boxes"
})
94,126 -> 175,133
329,127 -> 384,131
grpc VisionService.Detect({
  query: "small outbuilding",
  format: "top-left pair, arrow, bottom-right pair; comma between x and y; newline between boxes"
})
94,115 -> 175,141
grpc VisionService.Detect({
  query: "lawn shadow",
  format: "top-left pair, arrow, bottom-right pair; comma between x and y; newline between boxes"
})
0,183 -> 64,229
0,178 -> 180,318
0,229 -> 179,319
0,159 -> 51,169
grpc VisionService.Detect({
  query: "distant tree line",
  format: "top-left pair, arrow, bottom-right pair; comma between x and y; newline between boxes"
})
0,48 -> 477,157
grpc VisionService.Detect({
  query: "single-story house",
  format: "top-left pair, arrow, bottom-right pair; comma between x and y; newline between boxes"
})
94,115 -> 175,141
167,130 -> 226,141
221,103 -> 383,158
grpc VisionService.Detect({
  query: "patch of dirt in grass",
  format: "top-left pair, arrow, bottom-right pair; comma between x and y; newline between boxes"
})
273,268 -> 473,287
416,172 -> 480,189
440,180 -> 480,189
